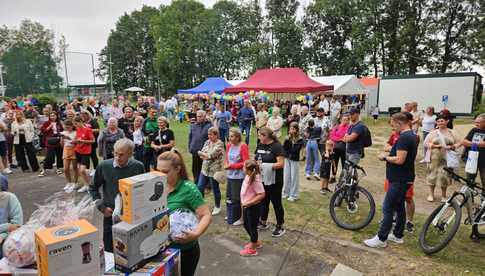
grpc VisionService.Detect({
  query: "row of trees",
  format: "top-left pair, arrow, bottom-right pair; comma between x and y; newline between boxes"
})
0,20 -> 63,96
99,0 -> 485,95
0,0 -> 483,96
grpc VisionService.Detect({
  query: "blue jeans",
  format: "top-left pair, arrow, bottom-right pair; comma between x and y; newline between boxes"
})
305,140 -> 320,175
240,124 -> 251,145
219,127 -> 229,144
197,174 -> 221,208
378,181 -> 407,241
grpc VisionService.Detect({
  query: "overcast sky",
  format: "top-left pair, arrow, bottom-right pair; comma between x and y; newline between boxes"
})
0,0 -> 218,85
0,0 -> 482,85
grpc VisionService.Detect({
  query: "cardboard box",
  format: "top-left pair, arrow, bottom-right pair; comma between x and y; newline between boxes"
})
34,219 -> 100,276
112,211 -> 170,273
119,172 -> 168,225
130,248 -> 180,276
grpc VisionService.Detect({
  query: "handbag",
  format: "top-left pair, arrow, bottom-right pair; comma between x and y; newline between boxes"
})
46,135 -> 60,146
437,131 -> 459,168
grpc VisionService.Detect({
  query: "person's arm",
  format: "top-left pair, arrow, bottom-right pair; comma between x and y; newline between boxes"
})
343,129 -> 359,143
273,155 -> 284,170
89,167 -> 111,216
97,131 -> 105,157
161,130 -> 175,149
175,204 -> 211,244
80,129 -> 95,144
243,192 -> 265,208
0,193 -> 23,239
383,149 -> 408,165
91,120 -> 100,134
462,130 -> 485,148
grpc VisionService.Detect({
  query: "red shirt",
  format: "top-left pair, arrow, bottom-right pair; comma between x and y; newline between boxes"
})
74,127 -> 94,155
387,131 -> 400,146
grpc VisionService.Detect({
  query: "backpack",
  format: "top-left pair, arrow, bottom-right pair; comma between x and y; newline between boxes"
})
361,123 -> 372,148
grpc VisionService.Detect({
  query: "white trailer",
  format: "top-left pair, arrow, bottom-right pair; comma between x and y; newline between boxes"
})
378,73 -> 483,115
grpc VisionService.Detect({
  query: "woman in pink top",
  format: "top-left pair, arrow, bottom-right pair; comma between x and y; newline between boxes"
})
239,160 -> 265,257
329,114 -> 350,180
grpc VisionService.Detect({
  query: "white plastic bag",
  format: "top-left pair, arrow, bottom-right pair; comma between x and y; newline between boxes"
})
3,225 -> 38,268
169,210 -> 199,240
465,149 -> 479,174
445,150 -> 460,169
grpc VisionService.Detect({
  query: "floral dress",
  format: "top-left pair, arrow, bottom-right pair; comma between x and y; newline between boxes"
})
425,129 -> 457,188
200,139 -> 224,178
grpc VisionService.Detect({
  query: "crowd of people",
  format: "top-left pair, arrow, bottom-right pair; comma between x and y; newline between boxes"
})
0,93 -> 483,275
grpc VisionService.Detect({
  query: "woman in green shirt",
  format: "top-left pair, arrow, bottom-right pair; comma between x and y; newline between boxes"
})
157,151 -> 212,276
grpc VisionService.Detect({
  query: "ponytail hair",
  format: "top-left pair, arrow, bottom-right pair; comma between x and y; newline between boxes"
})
245,160 -> 260,185
158,150 -> 189,181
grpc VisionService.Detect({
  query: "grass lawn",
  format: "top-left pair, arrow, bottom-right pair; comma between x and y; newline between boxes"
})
169,118 -> 485,275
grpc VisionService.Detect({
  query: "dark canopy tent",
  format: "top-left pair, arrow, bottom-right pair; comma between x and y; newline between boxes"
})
224,68 -> 333,93
177,77 -> 233,94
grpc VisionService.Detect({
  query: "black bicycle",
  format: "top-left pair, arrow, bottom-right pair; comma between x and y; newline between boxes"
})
329,160 -> 376,230
419,168 -> 485,254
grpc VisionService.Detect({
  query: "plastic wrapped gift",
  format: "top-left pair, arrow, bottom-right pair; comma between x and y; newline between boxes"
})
169,210 -> 199,239
3,225 -> 37,268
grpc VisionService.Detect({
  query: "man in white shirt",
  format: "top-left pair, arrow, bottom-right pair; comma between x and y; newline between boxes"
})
330,97 -> 342,126
314,108 -> 332,154
318,96 -> 330,115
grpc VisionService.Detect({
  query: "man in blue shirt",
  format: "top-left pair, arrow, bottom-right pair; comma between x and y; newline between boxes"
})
364,112 -> 417,248
343,108 -> 366,164
214,104 -> 232,144
237,100 -> 255,145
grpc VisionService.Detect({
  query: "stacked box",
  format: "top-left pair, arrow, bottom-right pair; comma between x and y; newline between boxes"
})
112,211 -> 171,273
119,172 -> 168,225
34,219 -> 100,276
105,248 -> 180,276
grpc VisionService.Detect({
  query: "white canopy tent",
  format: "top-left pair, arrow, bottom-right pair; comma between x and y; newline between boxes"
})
124,86 -> 145,92
226,79 -> 244,86
310,75 -> 368,95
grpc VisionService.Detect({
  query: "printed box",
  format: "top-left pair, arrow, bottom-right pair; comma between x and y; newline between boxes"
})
119,172 -> 168,225
34,219 -> 100,276
112,211 -> 170,273
130,248 -> 181,276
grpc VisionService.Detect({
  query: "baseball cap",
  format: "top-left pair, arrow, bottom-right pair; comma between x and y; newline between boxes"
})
349,107 -> 360,114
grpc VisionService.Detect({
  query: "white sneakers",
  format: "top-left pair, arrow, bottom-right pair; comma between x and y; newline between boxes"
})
212,207 -> 221,215
63,183 -> 76,193
77,185 -> 89,193
287,197 -> 297,202
232,219 -> 243,226
387,233 -> 404,244
364,234 -> 404,248
364,235 -> 387,248
2,168 -> 12,174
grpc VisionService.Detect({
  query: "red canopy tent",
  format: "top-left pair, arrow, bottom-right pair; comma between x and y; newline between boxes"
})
223,68 -> 333,93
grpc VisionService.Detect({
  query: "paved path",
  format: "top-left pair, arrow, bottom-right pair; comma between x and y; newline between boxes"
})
10,171 -> 334,276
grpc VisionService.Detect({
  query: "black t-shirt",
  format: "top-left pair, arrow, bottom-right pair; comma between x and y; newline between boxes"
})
346,121 -> 366,154
305,126 -> 322,140
386,130 -> 418,183
465,128 -> 485,167
283,138 -> 304,161
255,142 -> 285,184
153,128 -> 175,154
136,103 -> 148,117
86,118 -> 100,140
118,117 -> 135,140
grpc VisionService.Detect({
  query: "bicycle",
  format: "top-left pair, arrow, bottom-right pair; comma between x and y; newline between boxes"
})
329,160 -> 376,230
419,168 -> 485,255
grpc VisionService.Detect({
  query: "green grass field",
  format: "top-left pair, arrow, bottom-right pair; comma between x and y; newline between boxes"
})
168,118 -> 485,275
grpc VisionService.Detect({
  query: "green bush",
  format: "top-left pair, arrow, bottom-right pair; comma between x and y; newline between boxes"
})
36,94 -> 58,109
472,96 -> 485,118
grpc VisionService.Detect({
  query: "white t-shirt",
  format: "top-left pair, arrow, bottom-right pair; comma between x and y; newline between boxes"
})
61,130 -> 76,147
422,114 -> 437,132
372,107 -> 379,116
330,101 -> 341,116
133,129 -> 144,146
319,99 -> 330,113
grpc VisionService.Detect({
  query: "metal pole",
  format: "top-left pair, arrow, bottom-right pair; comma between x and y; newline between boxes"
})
63,50 -> 69,100
91,54 -> 96,96
109,53 -> 114,94
0,64 -> 5,97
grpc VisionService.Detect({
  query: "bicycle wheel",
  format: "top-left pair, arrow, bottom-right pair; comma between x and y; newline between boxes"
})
419,200 -> 461,255
329,186 -> 375,230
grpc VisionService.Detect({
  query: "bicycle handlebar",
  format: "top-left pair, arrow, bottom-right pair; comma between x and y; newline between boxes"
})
345,160 -> 366,174
443,168 -> 482,190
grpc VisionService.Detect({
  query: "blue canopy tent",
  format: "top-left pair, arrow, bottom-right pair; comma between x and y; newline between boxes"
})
177,77 -> 233,94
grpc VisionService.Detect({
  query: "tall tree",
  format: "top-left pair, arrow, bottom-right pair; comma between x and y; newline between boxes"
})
0,20 -> 61,96
98,5 -> 159,93
266,0 -> 304,68
303,0 -> 368,76
425,0 -> 482,72
151,0 -> 207,93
